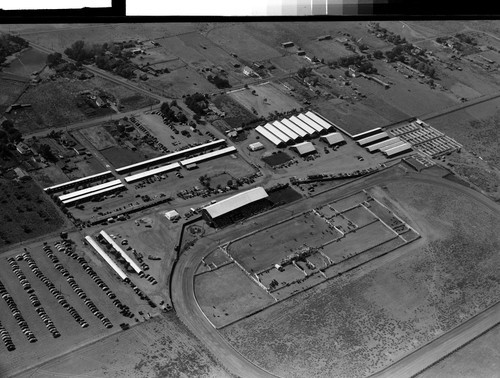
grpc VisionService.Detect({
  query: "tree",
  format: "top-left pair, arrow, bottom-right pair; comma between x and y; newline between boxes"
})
47,52 -> 63,68
38,144 -> 57,162
227,179 -> 233,187
117,124 -> 126,134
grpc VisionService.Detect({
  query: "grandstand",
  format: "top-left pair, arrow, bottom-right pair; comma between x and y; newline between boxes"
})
202,187 -> 271,228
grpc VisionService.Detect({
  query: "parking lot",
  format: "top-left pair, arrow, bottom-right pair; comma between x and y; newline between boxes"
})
0,233 -> 159,376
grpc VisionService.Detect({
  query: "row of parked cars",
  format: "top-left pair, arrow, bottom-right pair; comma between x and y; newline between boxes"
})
20,251 -> 89,328
49,243 -> 112,329
8,258 -> 61,339
3,262 -> 38,344
53,239 -> 131,317
0,320 -> 15,351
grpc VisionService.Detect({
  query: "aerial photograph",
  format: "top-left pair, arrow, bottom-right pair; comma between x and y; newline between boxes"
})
0,20 -> 499,378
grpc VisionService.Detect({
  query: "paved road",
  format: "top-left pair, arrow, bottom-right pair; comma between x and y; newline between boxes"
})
171,165 -> 500,378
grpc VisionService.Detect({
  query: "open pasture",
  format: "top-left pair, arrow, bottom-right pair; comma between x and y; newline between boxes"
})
327,214 -> 356,235
257,264 -> 305,290
0,79 -> 26,113
146,65 -> 217,97
321,220 -> 397,262
228,211 -> 335,273
228,83 -> 302,118
316,204 -> 337,219
99,146 -> 148,169
194,263 -> 274,329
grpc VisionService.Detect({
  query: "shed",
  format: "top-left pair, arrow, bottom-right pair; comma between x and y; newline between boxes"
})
165,210 -> 180,221
320,132 -> 345,146
248,142 -> 264,151
291,141 -> 316,156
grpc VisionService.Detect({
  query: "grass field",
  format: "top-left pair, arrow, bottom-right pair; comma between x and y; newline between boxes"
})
3,47 -> 47,78
195,263 -> 275,328
0,179 -> 65,248
342,205 -> 378,227
228,211 -> 335,273
0,79 -> 26,113
321,220 -> 397,262
229,83 -> 302,118
221,178 -> 500,378
79,126 -> 118,151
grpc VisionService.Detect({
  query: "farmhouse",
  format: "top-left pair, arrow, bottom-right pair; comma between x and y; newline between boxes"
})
202,187 -> 270,228
243,66 -> 258,77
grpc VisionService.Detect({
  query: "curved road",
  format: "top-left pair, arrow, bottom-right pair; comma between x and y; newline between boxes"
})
171,166 -> 500,378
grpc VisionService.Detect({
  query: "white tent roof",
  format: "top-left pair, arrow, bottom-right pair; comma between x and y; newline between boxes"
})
304,111 -> 334,130
255,126 -> 284,146
264,123 -> 291,143
289,116 -> 317,135
272,120 -> 299,140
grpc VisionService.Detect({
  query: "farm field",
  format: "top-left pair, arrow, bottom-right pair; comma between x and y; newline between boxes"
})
321,220 -> 397,262
0,79 -> 27,113
3,47 -> 47,78
194,263 -> 274,328
228,211 -> 335,273
18,312 -> 232,378
0,179 -> 65,248
228,83 -> 302,118
79,125 -> 119,151
220,178 -> 500,378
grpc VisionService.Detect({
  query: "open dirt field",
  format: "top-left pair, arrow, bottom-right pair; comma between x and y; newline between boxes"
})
0,179 -> 65,248
3,48 -> 47,78
221,178 -> 500,378
228,211 -> 335,273
330,191 -> 370,212
17,312 -> 231,378
418,324 -> 500,378
100,146 -> 154,169
342,205 -> 378,227
195,263 -> 275,328
79,125 -> 119,151
229,83 -> 302,118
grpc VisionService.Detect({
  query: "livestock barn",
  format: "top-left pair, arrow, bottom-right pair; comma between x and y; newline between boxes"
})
202,187 -> 271,228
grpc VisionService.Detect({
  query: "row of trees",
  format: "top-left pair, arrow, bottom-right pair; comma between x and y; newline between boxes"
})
0,120 -> 22,158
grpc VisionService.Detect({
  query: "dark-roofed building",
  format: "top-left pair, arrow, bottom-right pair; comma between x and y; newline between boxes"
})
202,187 -> 271,228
